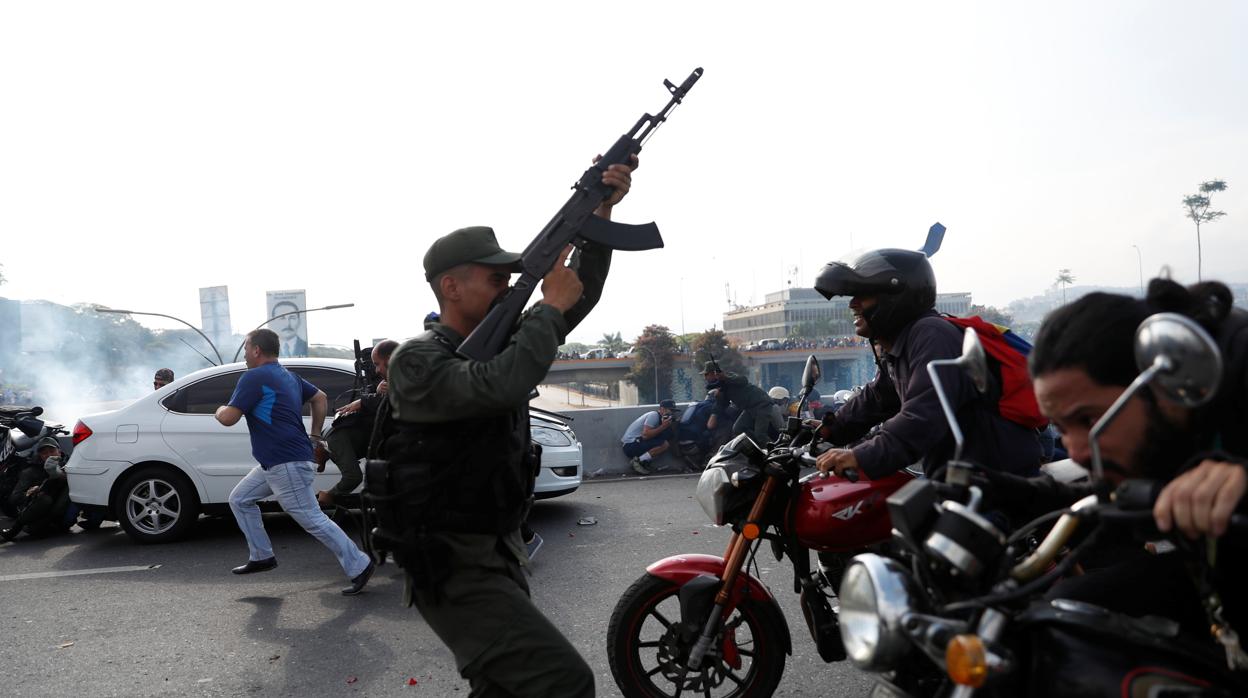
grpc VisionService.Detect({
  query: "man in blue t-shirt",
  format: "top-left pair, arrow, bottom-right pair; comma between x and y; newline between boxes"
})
214,328 -> 375,596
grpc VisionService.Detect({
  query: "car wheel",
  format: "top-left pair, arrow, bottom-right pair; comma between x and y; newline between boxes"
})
115,465 -> 200,544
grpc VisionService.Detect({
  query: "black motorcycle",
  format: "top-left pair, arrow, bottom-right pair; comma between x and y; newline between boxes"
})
839,313 -> 1248,697
1,406 -> 72,517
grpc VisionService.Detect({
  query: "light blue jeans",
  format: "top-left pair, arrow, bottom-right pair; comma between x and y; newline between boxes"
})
228,460 -> 370,579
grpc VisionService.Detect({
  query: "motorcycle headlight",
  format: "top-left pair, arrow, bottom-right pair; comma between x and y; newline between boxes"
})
839,553 -> 919,671
695,465 -> 732,525
530,426 -> 572,447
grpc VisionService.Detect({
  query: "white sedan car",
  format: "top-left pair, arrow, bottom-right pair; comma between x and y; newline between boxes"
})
67,358 -> 583,544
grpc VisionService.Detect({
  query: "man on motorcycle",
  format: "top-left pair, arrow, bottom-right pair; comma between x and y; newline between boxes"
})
1027,279 -> 1248,638
811,247 -> 1043,479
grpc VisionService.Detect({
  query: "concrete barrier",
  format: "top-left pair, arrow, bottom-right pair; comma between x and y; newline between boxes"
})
560,403 -> 692,478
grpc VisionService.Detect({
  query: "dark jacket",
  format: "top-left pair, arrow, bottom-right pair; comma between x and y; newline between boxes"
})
823,311 -> 1042,480
714,374 -> 771,413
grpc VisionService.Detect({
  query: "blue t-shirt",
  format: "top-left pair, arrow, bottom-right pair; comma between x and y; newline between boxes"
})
227,362 -> 318,467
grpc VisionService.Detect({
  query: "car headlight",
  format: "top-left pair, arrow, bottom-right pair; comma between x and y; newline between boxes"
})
839,553 -> 919,671
530,426 -> 572,447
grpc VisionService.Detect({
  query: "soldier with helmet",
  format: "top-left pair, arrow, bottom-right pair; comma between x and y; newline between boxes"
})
810,247 -> 1042,480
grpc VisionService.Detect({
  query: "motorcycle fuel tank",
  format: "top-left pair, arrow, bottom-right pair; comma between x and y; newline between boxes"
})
791,470 -> 914,552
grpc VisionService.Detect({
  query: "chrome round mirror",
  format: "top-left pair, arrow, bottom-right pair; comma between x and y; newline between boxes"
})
1135,313 -> 1222,408
957,330 -> 990,394
802,355 -> 822,391
1090,312 -> 1224,481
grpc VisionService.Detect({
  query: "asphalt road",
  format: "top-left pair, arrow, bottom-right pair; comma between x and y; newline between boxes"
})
0,475 -> 875,697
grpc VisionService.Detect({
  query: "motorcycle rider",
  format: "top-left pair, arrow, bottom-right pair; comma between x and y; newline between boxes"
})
811,247 -> 1043,479
1025,279 -> 1248,638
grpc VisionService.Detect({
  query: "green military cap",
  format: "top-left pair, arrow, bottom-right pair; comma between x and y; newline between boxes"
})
35,436 -> 61,451
423,226 -> 523,281
702,361 -> 722,374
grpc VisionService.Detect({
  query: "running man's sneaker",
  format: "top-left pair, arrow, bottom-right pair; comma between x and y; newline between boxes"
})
631,457 -> 652,475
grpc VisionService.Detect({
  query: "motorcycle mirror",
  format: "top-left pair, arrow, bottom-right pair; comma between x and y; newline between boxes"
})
957,329 -> 990,395
797,355 -> 822,418
1089,312 -> 1223,481
1134,313 -> 1222,408
925,333 -> 989,466
801,355 -> 821,391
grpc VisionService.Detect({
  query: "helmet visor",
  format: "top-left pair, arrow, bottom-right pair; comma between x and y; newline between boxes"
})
814,252 -> 905,299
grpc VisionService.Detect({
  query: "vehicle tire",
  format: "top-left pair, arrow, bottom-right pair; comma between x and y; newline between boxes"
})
115,465 -> 200,544
607,573 -> 787,698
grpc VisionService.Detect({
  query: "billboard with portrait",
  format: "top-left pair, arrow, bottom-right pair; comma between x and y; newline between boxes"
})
265,290 -> 308,358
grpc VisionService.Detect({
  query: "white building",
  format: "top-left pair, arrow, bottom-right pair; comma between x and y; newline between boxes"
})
723,287 -> 973,345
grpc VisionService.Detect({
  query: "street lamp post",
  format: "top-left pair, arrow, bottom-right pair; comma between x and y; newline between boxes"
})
232,304 -> 355,362
94,306 -> 224,366
1131,245 -> 1144,296
634,346 -> 660,404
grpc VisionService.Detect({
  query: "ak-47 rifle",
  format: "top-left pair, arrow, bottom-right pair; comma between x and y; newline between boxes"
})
457,67 -> 703,361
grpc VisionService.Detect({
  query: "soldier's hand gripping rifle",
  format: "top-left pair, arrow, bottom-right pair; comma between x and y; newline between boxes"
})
457,67 -> 703,361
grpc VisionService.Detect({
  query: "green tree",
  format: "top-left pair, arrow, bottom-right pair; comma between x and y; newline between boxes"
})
0,263 -> 6,286
689,328 -> 745,375
968,304 -> 1014,327
1055,268 -> 1075,304
626,325 -> 678,403
599,331 -> 628,354
1183,179 -> 1228,281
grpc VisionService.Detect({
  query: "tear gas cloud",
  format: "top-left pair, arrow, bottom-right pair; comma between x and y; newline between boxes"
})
0,301 -> 218,426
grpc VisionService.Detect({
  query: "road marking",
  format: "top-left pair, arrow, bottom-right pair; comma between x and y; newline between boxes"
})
0,564 -> 161,583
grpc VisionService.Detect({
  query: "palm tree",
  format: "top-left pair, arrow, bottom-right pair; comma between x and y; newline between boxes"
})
1183,179 -> 1228,281
600,331 -> 628,355
1055,269 -> 1075,304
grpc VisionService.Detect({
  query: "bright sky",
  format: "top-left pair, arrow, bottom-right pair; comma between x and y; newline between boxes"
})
2,1 -> 1245,352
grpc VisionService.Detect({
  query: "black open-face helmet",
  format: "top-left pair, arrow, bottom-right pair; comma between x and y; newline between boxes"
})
815,248 -> 937,341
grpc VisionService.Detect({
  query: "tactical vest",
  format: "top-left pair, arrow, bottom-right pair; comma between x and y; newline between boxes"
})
370,330 -> 536,537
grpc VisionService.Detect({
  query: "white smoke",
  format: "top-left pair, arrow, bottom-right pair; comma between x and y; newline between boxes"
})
3,301 -> 215,426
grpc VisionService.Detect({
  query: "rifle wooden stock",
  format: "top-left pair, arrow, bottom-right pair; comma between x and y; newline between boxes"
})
457,68 -> 702,362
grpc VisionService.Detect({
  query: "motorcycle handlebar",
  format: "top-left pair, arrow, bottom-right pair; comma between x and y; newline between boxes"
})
1010,494 -> 1100,582
1011,486 -> 1248,583
795,442 -> 860,482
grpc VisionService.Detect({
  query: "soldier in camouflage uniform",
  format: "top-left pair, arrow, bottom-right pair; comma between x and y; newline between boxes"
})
379,158 -> 634,697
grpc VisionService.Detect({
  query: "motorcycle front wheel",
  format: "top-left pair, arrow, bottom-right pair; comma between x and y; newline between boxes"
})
607,573 -> 787,698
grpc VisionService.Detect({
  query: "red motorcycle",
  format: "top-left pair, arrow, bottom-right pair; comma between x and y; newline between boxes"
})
607,357 -> 914,697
